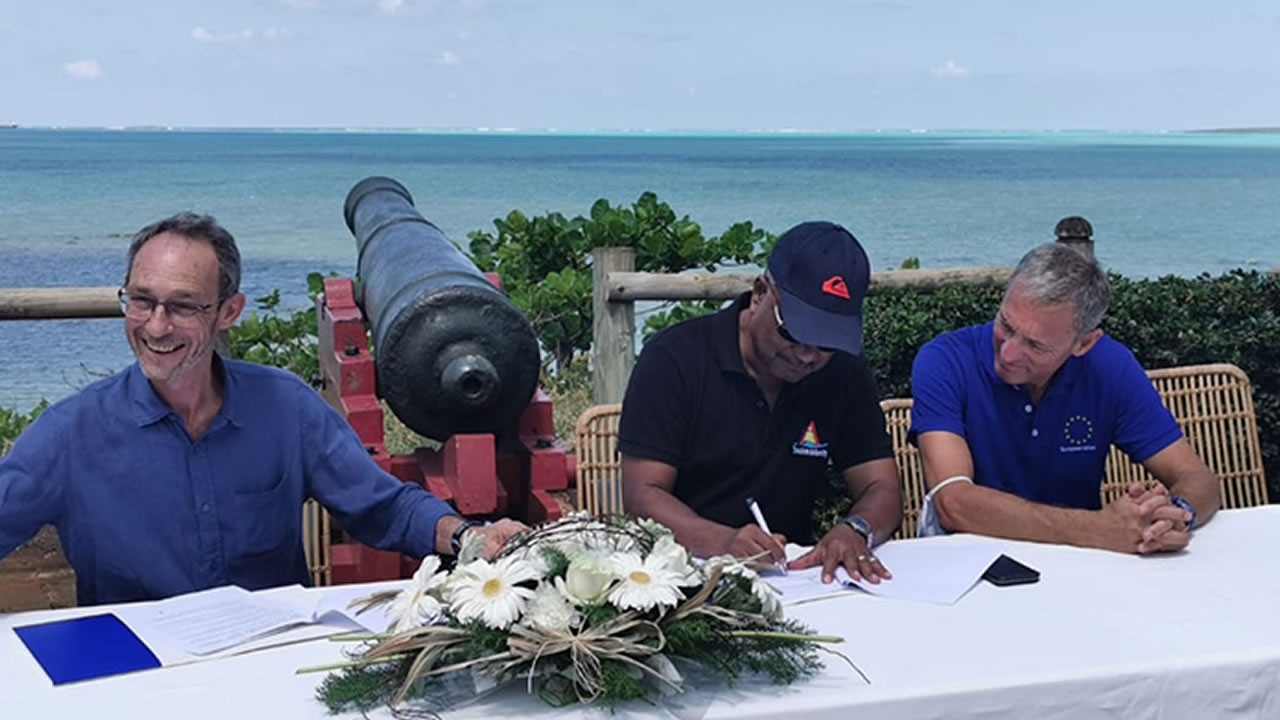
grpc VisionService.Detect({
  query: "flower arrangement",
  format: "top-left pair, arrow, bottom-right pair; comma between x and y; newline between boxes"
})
306,514 -> 851,714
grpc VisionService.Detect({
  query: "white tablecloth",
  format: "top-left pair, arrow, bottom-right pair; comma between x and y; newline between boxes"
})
5,506 -> 1280,719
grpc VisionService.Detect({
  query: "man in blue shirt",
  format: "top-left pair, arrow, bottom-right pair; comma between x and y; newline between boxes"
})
0,213 -> 524,605
909,243 -> 1220,554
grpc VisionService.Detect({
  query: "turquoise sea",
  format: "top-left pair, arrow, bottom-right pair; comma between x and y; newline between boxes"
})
2,129 -> 1279,410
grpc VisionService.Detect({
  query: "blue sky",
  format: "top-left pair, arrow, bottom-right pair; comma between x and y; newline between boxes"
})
2,0 -> 1278,130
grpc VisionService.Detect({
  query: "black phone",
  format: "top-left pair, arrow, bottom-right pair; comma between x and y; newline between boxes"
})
983,554 -> 1040,586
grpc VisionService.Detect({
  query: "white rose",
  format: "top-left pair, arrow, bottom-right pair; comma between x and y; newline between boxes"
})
557,552 -> 616,604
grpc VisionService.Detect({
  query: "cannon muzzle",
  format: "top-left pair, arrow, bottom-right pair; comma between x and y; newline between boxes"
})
344,176 -> 540,440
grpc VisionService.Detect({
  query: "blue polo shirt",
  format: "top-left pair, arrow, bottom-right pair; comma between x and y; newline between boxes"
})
0,356 -> 455,605
908,322 -> 1182,510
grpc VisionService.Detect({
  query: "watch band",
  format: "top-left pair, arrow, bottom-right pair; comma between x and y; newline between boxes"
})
449,518 -> 483,555
840,514 -> 873,547
1169,496 -> 1197,532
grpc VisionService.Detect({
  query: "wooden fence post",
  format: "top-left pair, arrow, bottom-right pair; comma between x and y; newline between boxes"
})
1055,216 -> 1095,259
592,247 -> 636,404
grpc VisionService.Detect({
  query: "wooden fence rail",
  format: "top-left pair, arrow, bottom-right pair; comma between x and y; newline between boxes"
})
0,287 -> 121,320
591,257 -> 1015,403
606,266 -> 1015,302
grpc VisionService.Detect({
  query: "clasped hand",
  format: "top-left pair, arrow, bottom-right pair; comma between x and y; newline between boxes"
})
1101,482 -> 1192,554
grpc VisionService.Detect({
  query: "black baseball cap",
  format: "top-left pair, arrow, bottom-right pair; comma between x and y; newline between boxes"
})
766,221 -> 870,355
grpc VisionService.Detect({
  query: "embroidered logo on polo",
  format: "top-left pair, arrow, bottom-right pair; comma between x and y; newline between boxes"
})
1059,414 -> 1097,453
792,420 -> 829,458
821,275 -> 851,300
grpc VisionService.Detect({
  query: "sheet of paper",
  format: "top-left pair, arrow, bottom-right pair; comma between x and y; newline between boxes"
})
763,539 -> 1002,606
764,566 -> 859,605
756,544 -> 859,605
115,586 -> 313,657
835,539 -> 1002,605
311,580 -> 408,634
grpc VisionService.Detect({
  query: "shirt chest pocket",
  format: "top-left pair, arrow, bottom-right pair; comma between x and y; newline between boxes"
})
226,472 -> 298,556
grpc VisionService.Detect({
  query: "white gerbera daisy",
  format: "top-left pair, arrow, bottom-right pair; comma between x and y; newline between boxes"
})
388,555 -> 448,632
523,581 -> 581,633
449,555 -> 539,630
608,552 -> 685,612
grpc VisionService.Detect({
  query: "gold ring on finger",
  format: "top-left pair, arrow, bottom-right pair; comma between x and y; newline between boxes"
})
856,555 -> 868,562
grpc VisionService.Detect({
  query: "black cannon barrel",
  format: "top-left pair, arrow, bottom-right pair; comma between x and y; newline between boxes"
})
344,176 -> 541,440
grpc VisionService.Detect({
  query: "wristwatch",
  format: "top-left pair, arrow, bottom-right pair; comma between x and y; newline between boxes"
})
1169,496 -> 1197,531
449,518 -> 484,555
839,514 -> 874,547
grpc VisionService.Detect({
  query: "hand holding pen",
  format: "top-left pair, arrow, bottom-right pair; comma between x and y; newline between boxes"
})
735,496 -> 789,574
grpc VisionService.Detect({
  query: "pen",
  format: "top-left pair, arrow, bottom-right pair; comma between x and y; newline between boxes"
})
745,496 -> 787,575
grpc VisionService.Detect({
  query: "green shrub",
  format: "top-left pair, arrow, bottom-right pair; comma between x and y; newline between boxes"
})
226,272 -> 329,385
0,400 -> 48,456
1106,271 -> 1280,489
467,192 -> 772,372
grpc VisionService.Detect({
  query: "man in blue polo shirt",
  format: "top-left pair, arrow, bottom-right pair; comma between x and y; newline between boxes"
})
0,213 -> 523,605
909,243 -> 1220,554
621,222 -> 902,584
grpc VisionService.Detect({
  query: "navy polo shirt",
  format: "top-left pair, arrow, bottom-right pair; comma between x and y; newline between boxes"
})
908,322 -> 1182,510
0,355 -> 454,605
619,293 -> 893,544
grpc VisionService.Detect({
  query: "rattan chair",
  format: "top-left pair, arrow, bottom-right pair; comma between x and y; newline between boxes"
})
302,498 -> 331,587
1100,363 -> 1269,509
575,403 -> 624,516
880,398 -> 925,539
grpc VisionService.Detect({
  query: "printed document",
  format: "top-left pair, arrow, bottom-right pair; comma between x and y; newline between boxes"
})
115,586 -> 315,656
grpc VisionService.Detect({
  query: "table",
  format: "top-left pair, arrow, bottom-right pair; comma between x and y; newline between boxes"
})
5,506 -> 1280,719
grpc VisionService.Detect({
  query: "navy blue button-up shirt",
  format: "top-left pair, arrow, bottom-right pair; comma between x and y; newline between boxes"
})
0,356 -> 455,605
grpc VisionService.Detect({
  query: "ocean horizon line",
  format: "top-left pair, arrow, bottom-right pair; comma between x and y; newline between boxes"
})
6,124 -> 1269,136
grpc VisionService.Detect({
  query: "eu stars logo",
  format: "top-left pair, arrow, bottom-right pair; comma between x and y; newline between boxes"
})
1060,414 -> 1097,453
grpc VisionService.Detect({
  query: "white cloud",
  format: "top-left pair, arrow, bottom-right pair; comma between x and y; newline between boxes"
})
263,27 -> 291,40
437,50 -> 461,66
63,60 -> 102,80
378,0 -> 404,15
931,60 -> 969,78
191,27 -> 255,44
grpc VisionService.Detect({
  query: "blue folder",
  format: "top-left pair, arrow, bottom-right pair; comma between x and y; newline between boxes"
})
14,613 -> 161,685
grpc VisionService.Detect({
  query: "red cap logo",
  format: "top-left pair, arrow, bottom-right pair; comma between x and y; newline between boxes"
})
821,275 -> 851,300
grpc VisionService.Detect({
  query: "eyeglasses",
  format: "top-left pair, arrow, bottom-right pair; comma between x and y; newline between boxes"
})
772,298 -> 838,353
118,288 -> 215,324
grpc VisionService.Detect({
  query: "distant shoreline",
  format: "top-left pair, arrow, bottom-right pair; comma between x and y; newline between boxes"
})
1189,127 -> 1280,135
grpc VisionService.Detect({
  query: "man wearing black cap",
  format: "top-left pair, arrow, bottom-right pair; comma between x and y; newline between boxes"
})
619,222 -> 902,584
